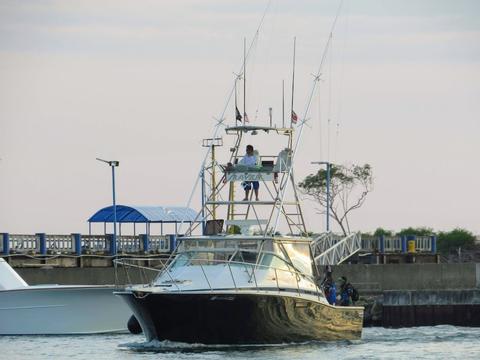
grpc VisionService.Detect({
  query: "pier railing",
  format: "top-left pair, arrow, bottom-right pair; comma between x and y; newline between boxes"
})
0,233 -> 173,256
311,233 -> 437,265
360,235 -> 436,254
0,232 -> 437,257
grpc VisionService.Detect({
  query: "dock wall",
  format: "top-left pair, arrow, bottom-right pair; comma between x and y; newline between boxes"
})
17,267 -> 127,285
382,290 -> 480,327
16,263 -> 480,290
332,263 -> 480,292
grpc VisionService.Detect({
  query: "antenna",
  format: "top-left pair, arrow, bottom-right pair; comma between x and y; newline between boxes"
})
234,75 -> 238,123
290,37 -> 296,128
271,1 -> 344,235
282,80 -> 285,128
243,37 -> 246,125
180,0 -> 273,235
269,107 -> 273,127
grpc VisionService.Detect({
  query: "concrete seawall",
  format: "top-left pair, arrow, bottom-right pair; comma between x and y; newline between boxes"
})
15,263 -> 480,290
330,263 -> 480,327
333,263 -> 480,292
16,265 -> 158,286
382,290 -> 480,327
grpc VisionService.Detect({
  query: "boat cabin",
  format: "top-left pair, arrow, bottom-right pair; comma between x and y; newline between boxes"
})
173,236 -> 315,279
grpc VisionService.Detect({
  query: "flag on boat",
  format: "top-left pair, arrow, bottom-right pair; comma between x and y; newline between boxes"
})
244,112 -> 250,123
235,107 -> 242,122
291,110 -> 298,124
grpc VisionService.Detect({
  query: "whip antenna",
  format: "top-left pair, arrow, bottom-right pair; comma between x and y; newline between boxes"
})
272,0 -> 344,234
290,37 -> 296,128
180,0 -> 274,233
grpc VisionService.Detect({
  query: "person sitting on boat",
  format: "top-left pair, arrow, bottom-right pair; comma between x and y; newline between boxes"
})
321,267 -> 336,305
239,144 -> 260,201
337,276 -> 354,306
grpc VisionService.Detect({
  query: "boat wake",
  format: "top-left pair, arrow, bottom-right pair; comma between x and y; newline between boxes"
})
118,339 -> 334,353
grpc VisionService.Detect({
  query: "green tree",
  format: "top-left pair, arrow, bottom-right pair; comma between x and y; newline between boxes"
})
298,163 -> 373,236
437,228 -> 476,254
396,227 -> 434,236
373,227 -> 393,237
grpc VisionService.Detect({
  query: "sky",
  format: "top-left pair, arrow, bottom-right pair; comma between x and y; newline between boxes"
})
0,0 -> 479,236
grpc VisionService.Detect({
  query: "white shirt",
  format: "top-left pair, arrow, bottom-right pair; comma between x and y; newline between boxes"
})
239,154 -> 257,166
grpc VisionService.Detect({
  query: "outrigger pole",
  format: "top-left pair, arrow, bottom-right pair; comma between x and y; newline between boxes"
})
234,76 -> 238,122
271,0 -> 344,235
179,0 -> 273,234
243,37 -> 247,125
282,80 -> 285,128
290,36 -> 296,128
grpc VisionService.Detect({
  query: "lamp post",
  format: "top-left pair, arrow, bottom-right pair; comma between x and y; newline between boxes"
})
96,158 -> 119,255
311,161 -> 331,232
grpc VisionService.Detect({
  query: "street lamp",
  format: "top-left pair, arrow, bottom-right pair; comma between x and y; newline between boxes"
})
311,161 -> 331,232
96,158 -> 119,255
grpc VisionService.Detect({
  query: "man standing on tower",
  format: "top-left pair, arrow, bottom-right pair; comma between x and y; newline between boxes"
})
239,144 -> 260,201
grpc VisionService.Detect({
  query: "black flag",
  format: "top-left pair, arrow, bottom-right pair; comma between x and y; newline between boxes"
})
235,106 -> 242,122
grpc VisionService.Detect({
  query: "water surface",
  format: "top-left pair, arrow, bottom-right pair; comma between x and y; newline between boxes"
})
2,326 -> 479,359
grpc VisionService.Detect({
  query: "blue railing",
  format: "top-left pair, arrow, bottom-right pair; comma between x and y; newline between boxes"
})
0,233 -> 173,256
0,232 -> 437,256
361,235 -> 437,254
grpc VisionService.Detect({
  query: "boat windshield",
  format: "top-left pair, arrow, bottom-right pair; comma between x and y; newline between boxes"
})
281,241 -> 313,276
169,249 -> 295,274
170,238 -> 312,276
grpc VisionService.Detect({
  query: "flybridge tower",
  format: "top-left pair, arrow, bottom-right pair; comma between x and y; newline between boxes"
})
187,125 -> 307,237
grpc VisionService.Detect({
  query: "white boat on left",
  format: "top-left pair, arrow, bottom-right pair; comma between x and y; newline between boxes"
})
0,258 -> 132,335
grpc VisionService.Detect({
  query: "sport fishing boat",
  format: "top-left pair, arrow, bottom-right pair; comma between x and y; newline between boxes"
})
0,258 -> 131,335
116,124 -> 364,344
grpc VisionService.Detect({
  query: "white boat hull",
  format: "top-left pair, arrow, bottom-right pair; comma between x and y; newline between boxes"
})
0,285 -> 131,335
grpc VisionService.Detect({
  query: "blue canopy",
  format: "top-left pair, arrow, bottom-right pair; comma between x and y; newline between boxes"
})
88,205 -> 198,223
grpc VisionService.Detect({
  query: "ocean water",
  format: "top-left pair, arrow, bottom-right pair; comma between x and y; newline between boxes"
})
1,326 -> 479,360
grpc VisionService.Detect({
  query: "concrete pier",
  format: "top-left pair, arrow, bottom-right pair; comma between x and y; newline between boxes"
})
333,263 -> 480,291
333,263 -> 480,327
15,262 -> 480,289
382,290 -> 480,327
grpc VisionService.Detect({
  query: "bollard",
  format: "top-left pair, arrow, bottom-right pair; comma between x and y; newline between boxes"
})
407,235 -> 416,254
379,235 -> 385,254
168,234 -> 177,253
2,233 -> 9,255
72,233 -> 82,256
37,233 -> 47,255
140,234 -> 149,253
112,234 -> 117,255
106,234 -> 116,256
430,235 -> 437,254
